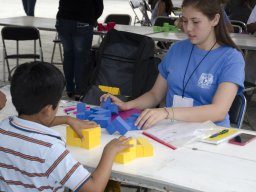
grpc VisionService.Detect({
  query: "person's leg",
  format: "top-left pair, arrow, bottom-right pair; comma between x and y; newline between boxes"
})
56,19 -> 76,96
27,0 -> 37,16
21,0 -> 28,15
73,23 -> 93,96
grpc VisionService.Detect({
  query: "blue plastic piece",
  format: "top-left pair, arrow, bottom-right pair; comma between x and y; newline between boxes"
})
102,97 -> 111,109
112,116 -> 131,135
108,103 -> 119,114
106,123 -> 117,134
92,116 -> 111,128
95,109 -> 111,117
77,102 -> 86,113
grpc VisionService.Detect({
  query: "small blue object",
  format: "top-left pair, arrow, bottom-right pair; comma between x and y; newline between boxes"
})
106,123 -> 117,134
102,97 -> 111,109
76,112 -> 87,120
108,103 -> 119,114
92,116 -> 111,128
95,109 -> 111,117
88,114 -> 106,121
112,116 -> 131,135
126,121 -> 139,130
91,107 -> 101,112
77,102 -> 86,113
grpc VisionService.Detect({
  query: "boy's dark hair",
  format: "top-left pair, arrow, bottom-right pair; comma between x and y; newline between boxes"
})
11,61 -> 65,115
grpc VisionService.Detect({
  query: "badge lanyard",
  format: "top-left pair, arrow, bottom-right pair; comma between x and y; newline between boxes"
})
182,42 -> 217,98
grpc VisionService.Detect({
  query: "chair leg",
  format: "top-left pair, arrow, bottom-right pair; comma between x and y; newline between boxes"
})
51,41 -> 57,64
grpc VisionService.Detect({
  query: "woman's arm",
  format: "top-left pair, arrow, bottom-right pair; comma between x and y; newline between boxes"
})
136,82 -> 238,129
167,82 -> 238,122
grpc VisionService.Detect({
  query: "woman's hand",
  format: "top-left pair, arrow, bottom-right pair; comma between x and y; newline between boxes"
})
100,93 -> 128,111
135,108 -> 167,129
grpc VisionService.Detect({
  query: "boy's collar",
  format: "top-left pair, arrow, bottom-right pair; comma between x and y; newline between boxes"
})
9,116 -> 63,141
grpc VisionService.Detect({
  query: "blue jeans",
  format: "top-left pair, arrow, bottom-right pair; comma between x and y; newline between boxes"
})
56,19 -> 93,95
22,0 -> 36,16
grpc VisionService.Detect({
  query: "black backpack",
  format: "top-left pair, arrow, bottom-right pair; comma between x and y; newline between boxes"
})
82,29 -> 160,105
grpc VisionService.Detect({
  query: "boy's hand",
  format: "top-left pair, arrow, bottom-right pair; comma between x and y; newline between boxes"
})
66,116 -> 98,140
103,136 -> 132,157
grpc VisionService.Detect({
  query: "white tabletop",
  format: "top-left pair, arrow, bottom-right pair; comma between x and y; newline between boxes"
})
0,16 -> 154,35
1,84 -> 256,192
148,31 -> 256,51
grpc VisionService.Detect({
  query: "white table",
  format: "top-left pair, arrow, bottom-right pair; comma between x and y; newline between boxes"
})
0,16 -> 155,36
148,31 -> 256,51
1,85 -> 256,192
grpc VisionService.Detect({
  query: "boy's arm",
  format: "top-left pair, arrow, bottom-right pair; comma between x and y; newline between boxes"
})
49,116 -> 98,139
79,137 -> 132,192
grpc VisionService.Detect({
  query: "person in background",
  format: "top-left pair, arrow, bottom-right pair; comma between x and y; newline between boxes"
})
102,0 -> 244,129
150,0 -> 174,25
56,0 -> 104,101
22,0 -> 36,16
0,61 -> 131,192
225,0 -> 256,24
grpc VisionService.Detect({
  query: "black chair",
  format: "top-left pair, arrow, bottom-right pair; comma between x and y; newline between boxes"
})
232,24 -> 243,33
50,33 -> 63,65
1,26 -> 43,81
104,14 -> 132,25
229,94 -> 247,129
154,16 -> 176,26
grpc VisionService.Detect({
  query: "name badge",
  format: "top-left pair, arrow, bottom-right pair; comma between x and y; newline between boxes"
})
173,95 -> 193,107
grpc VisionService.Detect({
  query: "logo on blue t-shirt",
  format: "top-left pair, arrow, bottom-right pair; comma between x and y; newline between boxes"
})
198,73 -> 213,89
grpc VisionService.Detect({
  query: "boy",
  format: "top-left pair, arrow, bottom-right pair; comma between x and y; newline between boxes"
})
0,62 -> 131,192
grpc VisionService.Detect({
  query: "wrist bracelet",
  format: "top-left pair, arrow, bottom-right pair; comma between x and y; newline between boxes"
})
164,107 -> 174,122
164,107 -> 170,119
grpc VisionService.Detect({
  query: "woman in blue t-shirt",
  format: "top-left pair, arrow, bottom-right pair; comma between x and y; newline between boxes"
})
102,0 -> 245,129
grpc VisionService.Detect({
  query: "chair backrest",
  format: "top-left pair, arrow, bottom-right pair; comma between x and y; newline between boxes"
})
230,20 -> 247,33
1,26 -> 40,41
232,24 -> 243,33
1,26 -> 43,81
154,16 -> 176,26
229,94 -> 247,129
104,14 -> 132,25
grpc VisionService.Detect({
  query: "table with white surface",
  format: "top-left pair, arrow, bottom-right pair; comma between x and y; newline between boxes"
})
1,86 -> 256,192
0,16 -> 155,36
148,31 -> 256,51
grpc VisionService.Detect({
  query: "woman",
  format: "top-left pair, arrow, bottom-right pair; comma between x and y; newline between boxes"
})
102,0 -> 244,129
151,0 -> 173,24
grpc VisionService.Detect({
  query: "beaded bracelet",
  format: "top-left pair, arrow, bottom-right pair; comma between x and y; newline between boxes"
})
164,107 -> 174,122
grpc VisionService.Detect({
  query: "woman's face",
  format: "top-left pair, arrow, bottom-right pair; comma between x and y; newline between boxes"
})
182,6 -> 219,49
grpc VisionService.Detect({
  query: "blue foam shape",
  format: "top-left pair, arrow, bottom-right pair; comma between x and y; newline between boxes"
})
108,103 -> 119,114
77,102 -> 86,113
88,114 -> 106,121
131,113 -> 140,118
112,116 -> 131,135
126,116 -> 137,123
91,107 -> 101,112
83,110 -> 93,120
126,121 -> 139,130
106,123 -> 117,134
76,112 -> 87,120
102,97 -> 111,109
95,109 -> 111,117
92,116 -> 111,128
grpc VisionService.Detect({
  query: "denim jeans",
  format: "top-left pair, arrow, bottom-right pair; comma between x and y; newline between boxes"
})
56,19 -> 93,95
22,0 -> 36,16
